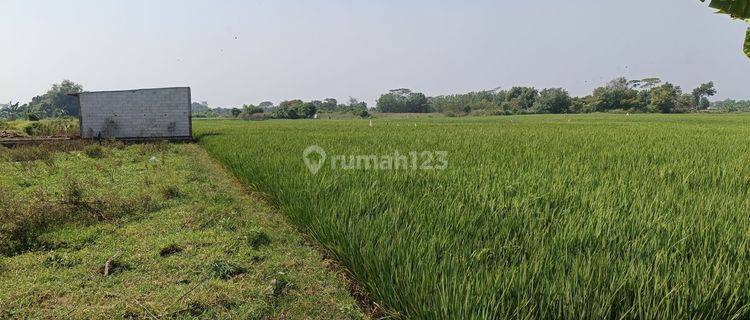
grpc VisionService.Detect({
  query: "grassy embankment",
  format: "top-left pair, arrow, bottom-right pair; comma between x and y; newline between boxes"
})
0,142 -> 363,319
196,114 -> 750,319
0,118 -> 79,138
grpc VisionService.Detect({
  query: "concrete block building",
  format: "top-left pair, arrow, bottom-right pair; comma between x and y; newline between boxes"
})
72,87 -> 192,140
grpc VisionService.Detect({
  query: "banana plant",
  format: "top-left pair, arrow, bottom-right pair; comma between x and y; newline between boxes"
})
701,0 -> 750,57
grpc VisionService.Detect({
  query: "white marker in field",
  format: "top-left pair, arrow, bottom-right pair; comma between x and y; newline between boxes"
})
369,120 -> 373,127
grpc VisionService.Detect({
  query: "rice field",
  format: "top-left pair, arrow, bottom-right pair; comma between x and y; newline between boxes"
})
195,114 -> 750,319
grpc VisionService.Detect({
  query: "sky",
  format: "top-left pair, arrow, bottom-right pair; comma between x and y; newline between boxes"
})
1,0 -> 749,108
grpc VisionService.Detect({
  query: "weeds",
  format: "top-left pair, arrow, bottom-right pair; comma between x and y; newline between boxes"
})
4,146 -> 51,162
209,260 -> 245,280
84,145 -> 107,159
43,252 -> 80,268
21,118 -> 79,137
0,162 -> 159,256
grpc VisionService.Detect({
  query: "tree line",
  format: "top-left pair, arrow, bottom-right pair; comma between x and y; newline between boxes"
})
1,80 -> 82,120
375,78 -> 719,116
0,78 -> 744,121
233,97 -> 369,120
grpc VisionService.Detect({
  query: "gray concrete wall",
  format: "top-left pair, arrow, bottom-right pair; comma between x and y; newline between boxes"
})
79,87 -> 191,139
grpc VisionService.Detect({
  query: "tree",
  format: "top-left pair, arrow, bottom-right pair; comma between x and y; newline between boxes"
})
505,87 -> 538,111
258,101 -> 274,110
0,102 -> 24,120
242,104 -> 264,115
691,82 -> 717,110
376,89 -> 430,113
629,78 -> 662,90
532,88 -> 572,114
701,0 -> 750,57
272,100 -> 317,119
341,97 -> 369,117
587,78 -> 641,111
648,83 -> 680,113
321,98 -> 338,112
231,108 -> 242,117
274,100 -> 304,119
299,102 -> 318,119
25,80 -> 84,118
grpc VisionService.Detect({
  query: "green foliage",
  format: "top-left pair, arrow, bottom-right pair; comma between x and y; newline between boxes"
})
191,101 -> 236,118
16,118 -> 78,137
333,98 -> 369,118
242,104 -> 264,115
0,81 -> 82,120
648,83 -> 680,113
230,107 -> 242,118
587,78 -> 640,112
429,78 -> 721,115
702,0 -> 750,19
376,88 -> 431,113
0,144 -> 363,318
27,80 -> 83,118
198,115 -> 750,318
701,0 -> 750,57
712,98 -> 750,111
532,88 -> 572,114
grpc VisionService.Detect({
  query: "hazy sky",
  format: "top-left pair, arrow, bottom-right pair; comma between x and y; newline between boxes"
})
2,0 -> 749,107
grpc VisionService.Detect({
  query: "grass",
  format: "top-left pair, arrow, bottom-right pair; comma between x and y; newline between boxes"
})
195,114 -> 750,319
0,143 -> 364,319
0,118 -> 79,138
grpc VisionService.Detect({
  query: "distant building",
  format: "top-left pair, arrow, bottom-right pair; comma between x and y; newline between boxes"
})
71,87 -> 192,140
